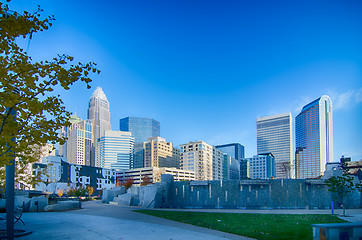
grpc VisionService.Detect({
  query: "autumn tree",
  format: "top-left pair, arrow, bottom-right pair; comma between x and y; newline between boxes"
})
140,175 -> 151,186
86,185 -> 94,197
0,1 -> 99,188
122,178 -> 134,190
325,175 -> 356,216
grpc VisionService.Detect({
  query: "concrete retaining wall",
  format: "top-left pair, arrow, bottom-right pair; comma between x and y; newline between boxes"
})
171,179 -> 361,209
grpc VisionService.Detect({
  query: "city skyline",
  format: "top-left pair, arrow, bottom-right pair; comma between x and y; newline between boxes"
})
9,0 -> 362,161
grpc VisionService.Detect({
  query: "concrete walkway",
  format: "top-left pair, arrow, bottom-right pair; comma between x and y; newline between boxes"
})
6,201 -> 253,240
2,201 -> 361,240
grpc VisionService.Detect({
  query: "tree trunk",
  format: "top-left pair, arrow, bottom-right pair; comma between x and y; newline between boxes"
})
342,204 -> 346,217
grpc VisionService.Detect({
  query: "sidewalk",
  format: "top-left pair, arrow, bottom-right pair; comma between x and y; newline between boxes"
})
3,201 -> 253,240
1,201 -> 361,240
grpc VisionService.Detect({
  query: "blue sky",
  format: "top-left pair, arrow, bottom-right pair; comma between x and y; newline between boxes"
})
9,0 -> 362,161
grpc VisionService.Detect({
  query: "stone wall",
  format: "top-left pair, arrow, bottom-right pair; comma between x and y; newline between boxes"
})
171,179 -> 361,209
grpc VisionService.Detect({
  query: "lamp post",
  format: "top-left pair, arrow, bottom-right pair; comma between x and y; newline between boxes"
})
5,104 -> 16,240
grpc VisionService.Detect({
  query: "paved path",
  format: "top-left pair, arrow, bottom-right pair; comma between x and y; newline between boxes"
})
2,201 -> 361,240
8,201 -> 253,240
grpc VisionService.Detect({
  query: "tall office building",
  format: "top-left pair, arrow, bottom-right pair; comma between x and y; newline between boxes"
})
215,143 -> 245,161
59,114 -> 93,166
180,141 -> 213,180
119,117 -> 160,143
132,142 -> 146,169
243,153 -> 276,179
223,154 -> 240,180
295,95 -> 333,179
144,137 -> 180,169
180,141 -> 239,180
98,130 -> 134,171
88,87 -> 112,166
257,113 -> 293,179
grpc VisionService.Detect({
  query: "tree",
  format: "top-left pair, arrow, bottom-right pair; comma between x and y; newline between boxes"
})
140,175 -> 151,186
86,185 -> 94,197
325,175 -> 356,216
122,178 -> 134,190
56,189 -> 63,197
0,1 -> 99,188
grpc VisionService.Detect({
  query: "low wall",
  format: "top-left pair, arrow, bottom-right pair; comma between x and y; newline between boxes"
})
170,179 -> 361,209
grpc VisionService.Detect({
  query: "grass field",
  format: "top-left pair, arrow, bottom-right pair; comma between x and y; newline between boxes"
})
135,210 -> 347,240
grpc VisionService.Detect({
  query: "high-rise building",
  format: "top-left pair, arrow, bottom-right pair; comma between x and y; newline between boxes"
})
180,141 -> 213,180
257,113 -> 293,179
244,153 -> 276,179
180,140 -> 239,181
213,147 -> 224,180
215,143 -> 245,161
87,87 -> 112,166
132,142 -> 146,169
223,154 -> 240,180
119,117 -> 160,143
295,95 -> 333,179
144,137 -> 180,169
98,130 -> 134,171
240,159 -> 251,179
59,114 -> 93,166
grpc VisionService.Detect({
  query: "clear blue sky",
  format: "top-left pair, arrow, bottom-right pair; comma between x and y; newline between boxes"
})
9,0 -> 362,161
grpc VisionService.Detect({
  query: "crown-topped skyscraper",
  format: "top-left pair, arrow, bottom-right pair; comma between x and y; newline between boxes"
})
88,87 -> 111,166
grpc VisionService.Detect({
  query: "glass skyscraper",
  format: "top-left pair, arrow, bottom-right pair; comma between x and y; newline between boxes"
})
119,117 -> 160,143
215,143 -> 245,161
257,113 -> 293,179
295,95 -> 333,179
98,130 -> 134,172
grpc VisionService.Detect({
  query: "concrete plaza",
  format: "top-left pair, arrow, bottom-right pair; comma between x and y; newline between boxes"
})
2,201 -> 362,240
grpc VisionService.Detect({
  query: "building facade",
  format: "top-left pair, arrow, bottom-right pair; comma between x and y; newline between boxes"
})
180,141 -> 240,181
240,159 -> 251,179
119,117 -> 160,143
215,143 -> 245,161
257,113 -> 293,179
32,156 -> 116,194
132,142 -> 146,169
213,147 -> 224,180
59,114 -> 93,166
223,154 -> 240,180
144,137 -> 180,169
87,87 -> 112,166
244,153 -> 276,179
180,141 -> 213,180
117,167 -> 195,186
98,130 -> 134,171
295,95 -> 333,179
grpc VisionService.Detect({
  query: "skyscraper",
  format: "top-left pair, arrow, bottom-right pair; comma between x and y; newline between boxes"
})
215,143 -> 245,161
59,114 -> 93,166
119,117 -> 160,143
257,113 -> 293,179
244,153 -> 276,179
87,87 -> 111,166
295,95 -> 333,179
180,140 -> 239,180
98,130 -> 134,171
144,137 -> 180,169
180,141 -> 213,180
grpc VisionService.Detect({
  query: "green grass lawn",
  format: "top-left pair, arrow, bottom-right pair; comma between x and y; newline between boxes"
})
134,210 -> 347,240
